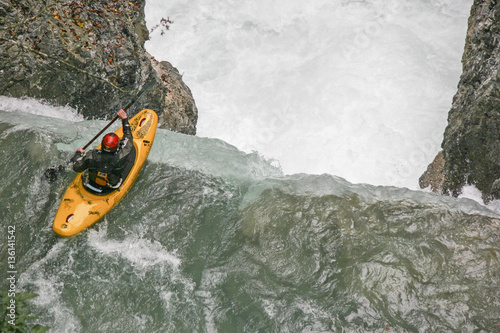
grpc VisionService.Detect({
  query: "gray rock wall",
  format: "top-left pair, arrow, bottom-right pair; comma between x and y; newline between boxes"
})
0,0 -> 197,134
420,0 -> 500,200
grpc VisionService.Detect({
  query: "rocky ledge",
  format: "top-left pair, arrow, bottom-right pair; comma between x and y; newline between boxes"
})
420,0 -> 500,201
0,0 -> 197,135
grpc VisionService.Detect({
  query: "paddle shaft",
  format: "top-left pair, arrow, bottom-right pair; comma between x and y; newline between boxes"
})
44,81 -> 156,182
83,115 -> 119,150
81,81 -> 155,151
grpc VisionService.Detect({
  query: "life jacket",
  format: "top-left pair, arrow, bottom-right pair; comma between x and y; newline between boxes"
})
88,150 -> 124,187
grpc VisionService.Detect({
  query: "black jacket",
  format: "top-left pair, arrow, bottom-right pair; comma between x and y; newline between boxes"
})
72,118 -> 133,187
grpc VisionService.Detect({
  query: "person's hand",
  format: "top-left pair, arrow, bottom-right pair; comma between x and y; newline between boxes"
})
117,109 -> 128,119
70,148 -> 85,162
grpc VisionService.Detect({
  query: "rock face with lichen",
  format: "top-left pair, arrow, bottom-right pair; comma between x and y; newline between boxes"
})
420,0 -> 500,201
148,53 -> 197,135
0,0 -> 197,134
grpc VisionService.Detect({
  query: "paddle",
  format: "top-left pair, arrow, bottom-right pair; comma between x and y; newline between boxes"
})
44,81 -> 156,182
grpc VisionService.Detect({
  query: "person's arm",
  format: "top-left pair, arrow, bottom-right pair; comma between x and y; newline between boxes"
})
71,148 -> 92,172
118,109 -> 133,141
117,109 -> 133,157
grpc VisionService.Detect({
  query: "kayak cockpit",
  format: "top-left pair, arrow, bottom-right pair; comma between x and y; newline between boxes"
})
81,145 -> 137,196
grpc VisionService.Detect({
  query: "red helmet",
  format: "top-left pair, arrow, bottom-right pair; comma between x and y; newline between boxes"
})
101,133 -> 120,153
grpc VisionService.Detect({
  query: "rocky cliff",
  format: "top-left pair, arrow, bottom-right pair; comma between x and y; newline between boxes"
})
0,0 -> 197,135
420,0 -> 500,201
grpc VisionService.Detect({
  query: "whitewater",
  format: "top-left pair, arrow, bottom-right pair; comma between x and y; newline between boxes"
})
144,0 -> 472,189
2,1 -> 500,332
1,104 -> 499,332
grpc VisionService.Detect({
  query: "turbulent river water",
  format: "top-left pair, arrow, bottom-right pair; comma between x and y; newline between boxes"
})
1,105 -> 499,332
145,0 -> 472,189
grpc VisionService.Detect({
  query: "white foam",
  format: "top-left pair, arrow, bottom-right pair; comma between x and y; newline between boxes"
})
87,228 -> 182,269
457,185 -> 485,205
145,0 -> 471,189
458,184 -> 500,214
18,241 -> 83,333
0,96 -> 83,121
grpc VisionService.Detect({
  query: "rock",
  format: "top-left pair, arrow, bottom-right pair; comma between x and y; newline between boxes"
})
148,53 -> 198,135
0,0 -> 197,134
421,0 -> 500,200
419,151 -> 444,192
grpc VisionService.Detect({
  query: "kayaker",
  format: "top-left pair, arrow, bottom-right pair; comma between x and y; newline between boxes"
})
71,109 -> 135,193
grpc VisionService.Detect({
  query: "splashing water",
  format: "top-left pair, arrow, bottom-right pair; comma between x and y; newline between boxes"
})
145,0 -> 471,189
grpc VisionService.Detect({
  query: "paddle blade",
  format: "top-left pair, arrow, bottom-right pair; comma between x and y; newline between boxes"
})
43,165 -> 66,183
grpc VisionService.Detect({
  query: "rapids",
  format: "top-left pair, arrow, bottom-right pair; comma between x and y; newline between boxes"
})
2,1 -> 500,331
144,0 -> 472,189
0,104 -> 499,332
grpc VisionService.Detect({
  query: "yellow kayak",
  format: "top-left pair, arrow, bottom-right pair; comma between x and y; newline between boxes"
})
53,109 -> 158,237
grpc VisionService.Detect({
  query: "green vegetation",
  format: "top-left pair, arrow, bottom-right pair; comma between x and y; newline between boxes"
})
0,289 -> 50,333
